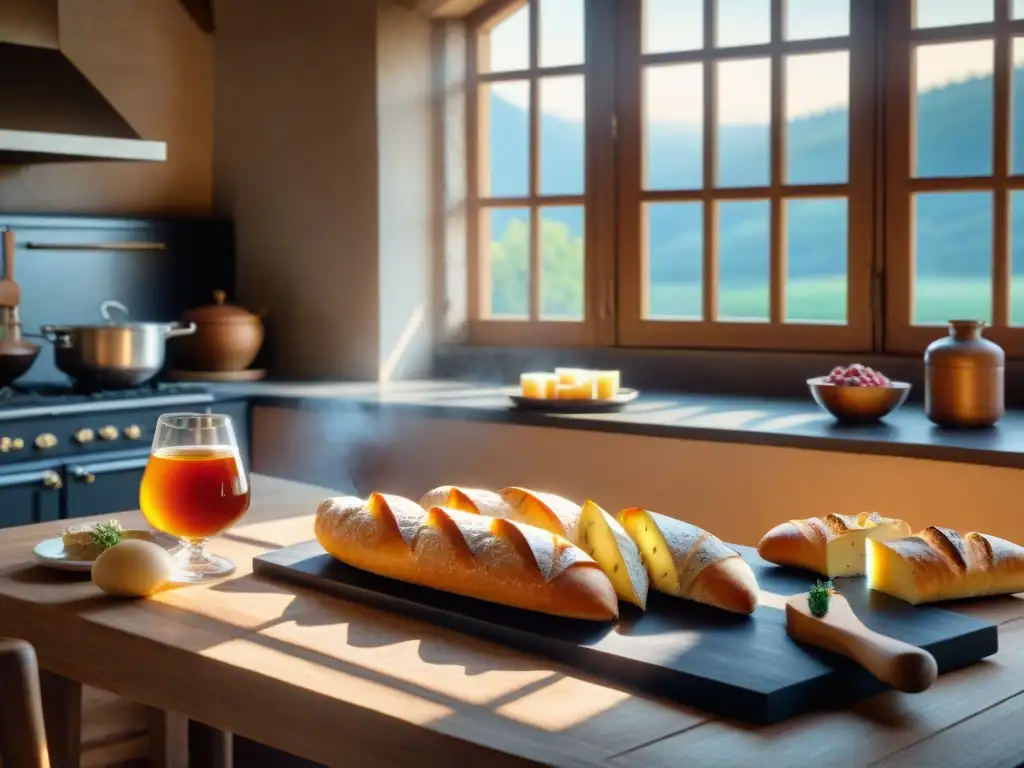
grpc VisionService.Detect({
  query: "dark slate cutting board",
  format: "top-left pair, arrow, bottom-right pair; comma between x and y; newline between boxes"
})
252,541 -> 998,724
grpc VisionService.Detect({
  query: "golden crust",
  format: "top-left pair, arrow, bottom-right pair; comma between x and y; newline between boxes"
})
688,557 -> 759,615
315,493 -> 618,621
758,521 -> 827,574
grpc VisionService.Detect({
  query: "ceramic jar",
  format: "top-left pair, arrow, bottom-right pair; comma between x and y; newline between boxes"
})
924,320 -> 1004,428
171,290 -> 265,372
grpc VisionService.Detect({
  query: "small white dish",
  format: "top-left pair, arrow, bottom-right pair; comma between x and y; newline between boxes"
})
508,387 -> 640,412
33,532 -> 179,572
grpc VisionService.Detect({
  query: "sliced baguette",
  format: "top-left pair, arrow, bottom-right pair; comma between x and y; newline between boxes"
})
418,486 -> 513,517
618,507 -> 759,615
868,526 -> 1024,605
758,512 -> 911,578
315,493 -> 618,621
578,500 -> 649,609
500,486 -> 583,539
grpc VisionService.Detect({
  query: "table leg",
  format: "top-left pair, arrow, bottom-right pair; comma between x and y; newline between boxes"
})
146,709 -> 188,768
38,669 -> 80,768
189,721 -> 232,768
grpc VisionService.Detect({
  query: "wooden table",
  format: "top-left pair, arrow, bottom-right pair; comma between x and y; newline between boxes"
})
1,474 -> 1023,768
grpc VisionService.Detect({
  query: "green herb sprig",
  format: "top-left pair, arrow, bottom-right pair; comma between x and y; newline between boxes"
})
89,520 -> 124,554
808,579 -> 834,618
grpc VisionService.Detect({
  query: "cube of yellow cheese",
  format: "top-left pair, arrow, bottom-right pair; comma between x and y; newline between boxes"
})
520,372 -> 558,399
594,370 -> 621,400
555,367 -> 594,386
555,381 -> 596,400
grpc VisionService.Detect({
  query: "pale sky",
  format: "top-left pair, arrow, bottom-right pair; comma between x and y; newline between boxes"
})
489,0 -> 1013,125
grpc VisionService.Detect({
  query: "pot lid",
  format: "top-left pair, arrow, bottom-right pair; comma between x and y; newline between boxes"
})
181,290 -> 259,325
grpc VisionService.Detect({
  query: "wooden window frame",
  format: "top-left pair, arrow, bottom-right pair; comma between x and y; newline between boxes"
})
463,0 -> 616,347
454,0 -> 1024,359
884,0 -> 1024,356
615,0 -> 876,352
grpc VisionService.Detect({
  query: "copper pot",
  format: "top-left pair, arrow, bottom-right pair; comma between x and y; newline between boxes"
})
171,290 -> 265,372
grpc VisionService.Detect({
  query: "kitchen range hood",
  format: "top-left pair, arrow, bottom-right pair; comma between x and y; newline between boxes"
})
0,0 -> 166,163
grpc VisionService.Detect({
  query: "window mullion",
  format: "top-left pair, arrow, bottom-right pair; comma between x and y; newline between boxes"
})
701,0 -> 718,323
994,0 -> 1011,329
769,0 -> 786,325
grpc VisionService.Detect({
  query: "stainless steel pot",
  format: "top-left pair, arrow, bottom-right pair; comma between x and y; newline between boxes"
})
42,301 -> 196,388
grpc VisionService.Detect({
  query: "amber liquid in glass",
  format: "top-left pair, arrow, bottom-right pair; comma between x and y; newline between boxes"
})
140,446 -> 251,540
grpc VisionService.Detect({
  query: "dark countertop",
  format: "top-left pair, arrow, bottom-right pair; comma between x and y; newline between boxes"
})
210,380 -> 1024,471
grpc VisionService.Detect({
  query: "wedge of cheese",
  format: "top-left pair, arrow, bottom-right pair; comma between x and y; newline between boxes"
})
418,486 -> 512,518
578,500 -> 649,609
825,515 -> 912,578
500,487 -> 583,540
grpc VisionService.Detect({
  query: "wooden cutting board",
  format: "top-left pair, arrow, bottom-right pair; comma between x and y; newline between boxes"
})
253,542 -> 998,725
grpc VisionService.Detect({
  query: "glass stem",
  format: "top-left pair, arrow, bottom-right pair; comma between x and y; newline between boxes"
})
180,539 -> 209,565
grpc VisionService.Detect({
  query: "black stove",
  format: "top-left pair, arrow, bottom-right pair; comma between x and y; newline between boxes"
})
0,380 -> 216,419
0,381 -> 212,408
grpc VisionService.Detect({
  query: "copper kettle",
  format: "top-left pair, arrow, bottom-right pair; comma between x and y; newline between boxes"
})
170,290 -> 265,372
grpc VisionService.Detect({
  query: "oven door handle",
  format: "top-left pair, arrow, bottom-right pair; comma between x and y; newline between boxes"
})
0,469 -> 62,490
71,457 -> 150,484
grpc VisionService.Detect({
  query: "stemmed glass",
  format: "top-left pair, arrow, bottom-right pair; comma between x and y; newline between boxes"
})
139,413 -> 251,583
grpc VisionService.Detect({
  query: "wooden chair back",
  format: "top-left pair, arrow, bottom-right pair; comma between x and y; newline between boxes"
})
0,638 -> 50,768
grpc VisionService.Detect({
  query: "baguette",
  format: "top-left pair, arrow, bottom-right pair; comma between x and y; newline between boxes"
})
618,508 -> 759,614
867,526 -> 1024,605
418,486 -> 513,517
758,512 -> 911,578
500,487 -> 649,609
315,493 -> 619,621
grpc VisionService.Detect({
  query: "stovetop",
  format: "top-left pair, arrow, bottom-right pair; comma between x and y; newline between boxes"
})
0,381 -> 217,419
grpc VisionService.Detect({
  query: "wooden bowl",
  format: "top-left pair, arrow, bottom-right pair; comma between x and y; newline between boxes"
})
807,377 -> 911,424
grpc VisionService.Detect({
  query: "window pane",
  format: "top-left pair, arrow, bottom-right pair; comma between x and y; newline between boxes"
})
1017,0 -> 1024,19
786,198 -> 848,324
1013,39 -> 1024,175
645,64 -> 703,190
486,208 -> 530,319
644,0 -> 702,54
915,41 -> 993,178
540,76 -> 584,195
716,0 -> 770,48
541,207 -> 585,320
718,58 -> 770,187
540,0 -> 584,67
483,81 -> 529,197
785,0 -> 849,40
482,4 -> 529,73
787,52 -> 849,185
1013,191 -> 1024,324
915,0 -> 993,28
646,202 -> 703,319
914,192 -> 992,325
718,201 -> 769,321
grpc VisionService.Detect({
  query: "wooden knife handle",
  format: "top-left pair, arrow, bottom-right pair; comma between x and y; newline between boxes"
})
785,593 -> 939,693
842,626 -> 938,693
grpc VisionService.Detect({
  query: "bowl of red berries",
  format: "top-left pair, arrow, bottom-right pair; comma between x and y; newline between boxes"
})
808,364 -> 911,423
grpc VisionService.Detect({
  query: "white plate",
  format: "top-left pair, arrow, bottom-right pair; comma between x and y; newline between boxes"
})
32,532 -> 180,572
